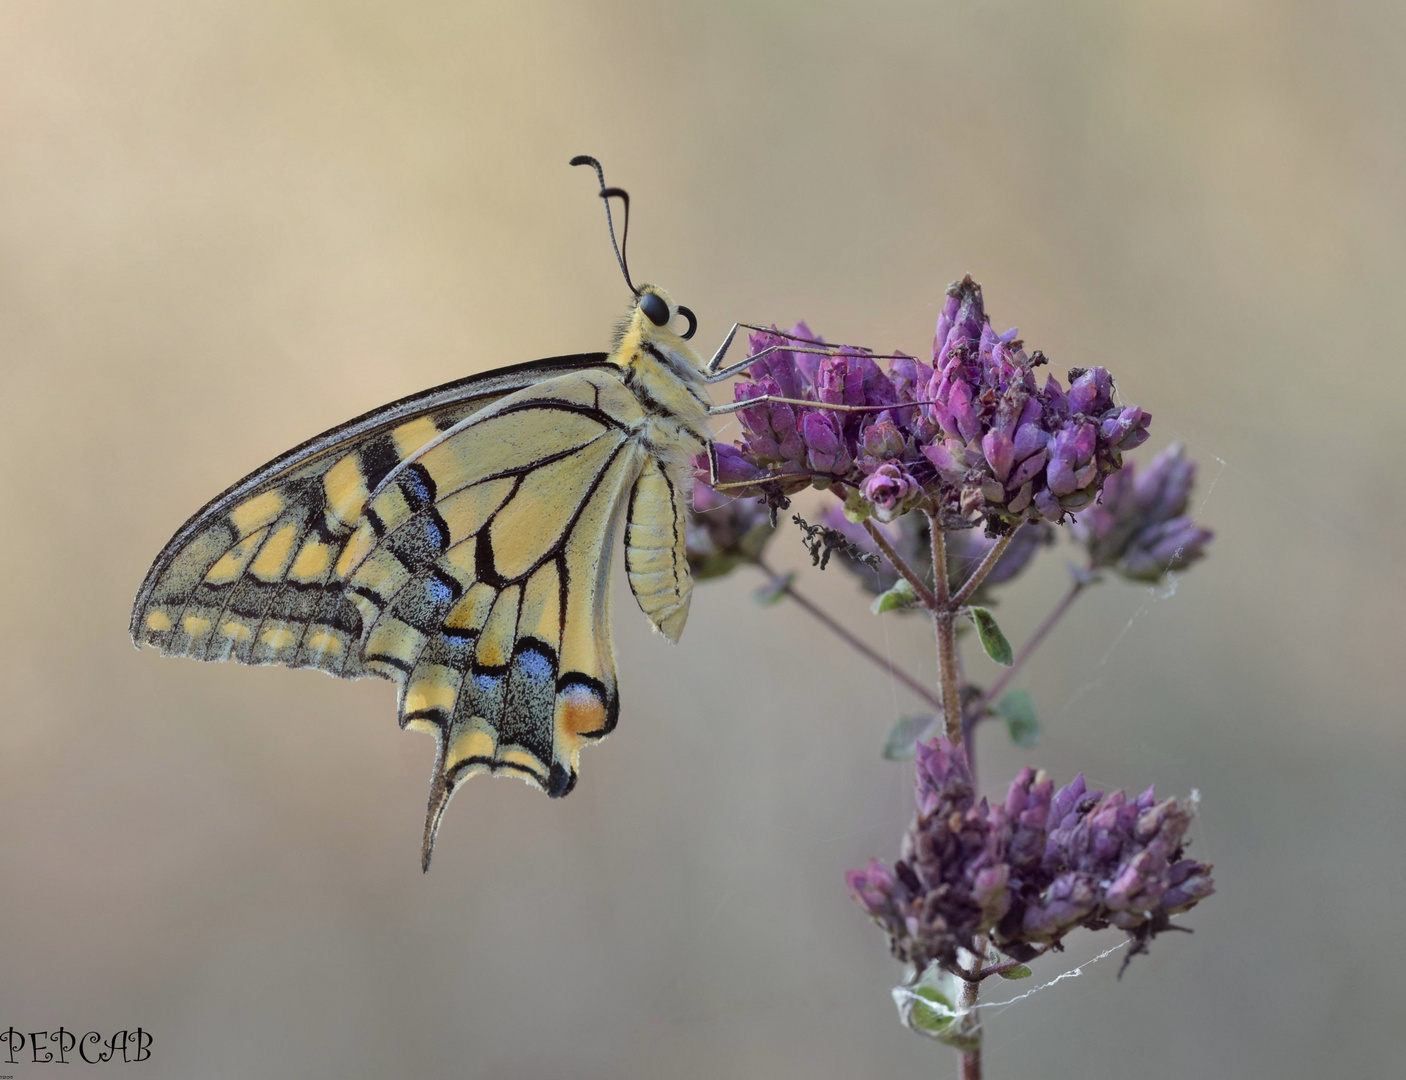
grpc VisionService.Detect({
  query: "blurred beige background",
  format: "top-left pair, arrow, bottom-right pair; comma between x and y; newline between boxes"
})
2,1 -> 1403,1077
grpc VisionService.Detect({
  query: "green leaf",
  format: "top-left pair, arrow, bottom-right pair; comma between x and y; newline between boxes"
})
968,606 -> 1013,666
996,964 -> 1033,980
896,967 -> 979,1049
752,571 -> 795,606
841,486 -> 872,524
907,986 -> 958,1036
882,715 -> 933,761
871,577 -> 919,614
993,690 -> 1040,748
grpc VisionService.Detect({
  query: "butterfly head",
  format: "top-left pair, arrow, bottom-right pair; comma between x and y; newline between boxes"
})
613,285 -> 707,379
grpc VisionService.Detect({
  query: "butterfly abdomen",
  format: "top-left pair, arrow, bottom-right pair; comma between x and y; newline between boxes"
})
624,458 -> 692,643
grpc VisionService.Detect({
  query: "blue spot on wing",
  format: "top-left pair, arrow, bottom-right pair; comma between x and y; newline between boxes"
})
424,573 -> 457,608
398,465 -> 437,511
515,647 -> 553,682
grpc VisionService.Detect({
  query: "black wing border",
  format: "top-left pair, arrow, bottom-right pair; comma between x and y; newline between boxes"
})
130,353 -> 613,642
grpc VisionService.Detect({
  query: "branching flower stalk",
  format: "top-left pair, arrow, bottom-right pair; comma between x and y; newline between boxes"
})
753,556 -> 943,712
688,278 -> 1216,1076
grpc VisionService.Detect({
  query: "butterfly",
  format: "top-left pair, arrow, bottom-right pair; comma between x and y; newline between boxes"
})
131,156 -> 877,869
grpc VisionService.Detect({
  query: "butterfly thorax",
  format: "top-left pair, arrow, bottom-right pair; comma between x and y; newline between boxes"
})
610,288 -> 712,471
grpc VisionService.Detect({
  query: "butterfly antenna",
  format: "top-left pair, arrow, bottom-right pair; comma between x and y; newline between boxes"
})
570,155 -> 638,296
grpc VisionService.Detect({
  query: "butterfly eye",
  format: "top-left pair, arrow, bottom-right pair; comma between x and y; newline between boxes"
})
639,292 -> 670,326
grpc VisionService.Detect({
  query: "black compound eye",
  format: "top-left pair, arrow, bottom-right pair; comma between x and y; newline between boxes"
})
639,292 -> 669,326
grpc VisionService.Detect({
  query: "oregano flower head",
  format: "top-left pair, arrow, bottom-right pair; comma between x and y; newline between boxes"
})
713,277 -> 1151,536
846,737 -> 1214,973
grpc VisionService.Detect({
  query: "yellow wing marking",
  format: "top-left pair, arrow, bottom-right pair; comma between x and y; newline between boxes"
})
412,408 -> 609,501
558,444 -> 640,684
403,664 -> 460,718
324,454 -> 370,530
229,491 -> 284,537
392,416 -> 441,458
517,562 -> 562,649
220,620 -> 253,642
204,527 -> 269,585
290,539 -> 332,582
364,617 -> 427,675
474,586 -> 521,668
260,626 -> 297,651
306,630 -> 344,657
445,725 -> 496,771
444,581 -> 497,634
488,436 -> 622,580
250,522 -> 299,581
437,477 -> 516,548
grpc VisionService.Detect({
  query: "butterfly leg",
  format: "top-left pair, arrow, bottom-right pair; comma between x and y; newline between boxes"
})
705,342 -> 811,384
708,395 -> 910,417
704,321 -> 740,376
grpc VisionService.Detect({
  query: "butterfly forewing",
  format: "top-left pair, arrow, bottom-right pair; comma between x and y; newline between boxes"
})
130,354 -> 612,677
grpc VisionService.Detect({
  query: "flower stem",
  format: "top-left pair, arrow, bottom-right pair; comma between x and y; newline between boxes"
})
974,575 -> 1087,714
754,559 -> 943,712
951,531 -> 1016,608
863,520 -> 939,611
926,516 -> 963,744
959,948 -> 985,1080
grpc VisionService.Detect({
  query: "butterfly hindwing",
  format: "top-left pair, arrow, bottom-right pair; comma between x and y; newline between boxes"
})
331,368 -> 655,865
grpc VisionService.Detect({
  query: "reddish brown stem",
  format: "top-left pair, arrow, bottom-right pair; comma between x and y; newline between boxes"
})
951,532 -> 1016,608
959,946 -> 985,1080
863,520 -> 939,611
925,516 -> 963,744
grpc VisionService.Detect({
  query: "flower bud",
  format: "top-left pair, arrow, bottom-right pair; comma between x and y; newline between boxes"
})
861,462 -> 922,521
861,419 -> 907,463
1071,443 -> 1213,581
801,411 -> 853,475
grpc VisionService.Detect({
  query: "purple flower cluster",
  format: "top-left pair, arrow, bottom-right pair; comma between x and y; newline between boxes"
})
705,277 -> 1151,534
685,482 -> 775,580
847,737 -> 1213,972
1070,443 -> 1214,582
